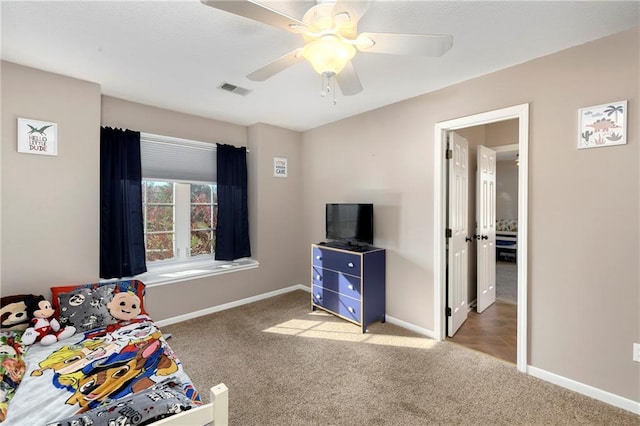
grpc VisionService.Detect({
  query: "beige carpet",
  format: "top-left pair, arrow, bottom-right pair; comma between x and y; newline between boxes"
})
162,290 -> 637,425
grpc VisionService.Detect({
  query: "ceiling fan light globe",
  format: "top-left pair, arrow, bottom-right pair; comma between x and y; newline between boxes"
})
302,36 -> 356,75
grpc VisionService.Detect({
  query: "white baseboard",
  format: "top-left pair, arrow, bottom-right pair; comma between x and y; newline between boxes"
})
528,366 -> 640,415
385,315 -> 436,340
154,284 -> 308,328
156,286 -> 639,415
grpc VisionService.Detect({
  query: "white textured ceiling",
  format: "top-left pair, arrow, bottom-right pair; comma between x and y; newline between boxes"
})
2,1 -> 638,132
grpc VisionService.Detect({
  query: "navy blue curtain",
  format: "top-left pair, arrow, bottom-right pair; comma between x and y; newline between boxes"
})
216,143 -> 251,260
100,127 -> 147,278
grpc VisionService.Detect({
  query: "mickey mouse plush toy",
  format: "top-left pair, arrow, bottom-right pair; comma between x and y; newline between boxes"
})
21,295 -> 75,346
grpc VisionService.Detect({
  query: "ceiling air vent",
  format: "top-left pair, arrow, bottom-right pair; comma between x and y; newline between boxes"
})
218,82 -> 252,96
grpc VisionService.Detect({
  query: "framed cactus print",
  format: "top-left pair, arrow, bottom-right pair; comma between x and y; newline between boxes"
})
578,100 -> 627,149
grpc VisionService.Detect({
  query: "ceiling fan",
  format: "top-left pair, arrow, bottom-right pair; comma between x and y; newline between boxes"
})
200,0 -> 453,97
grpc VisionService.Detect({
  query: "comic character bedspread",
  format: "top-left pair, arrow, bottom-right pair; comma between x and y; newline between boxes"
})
0,331 -> 25,422
3,316 -> 200,425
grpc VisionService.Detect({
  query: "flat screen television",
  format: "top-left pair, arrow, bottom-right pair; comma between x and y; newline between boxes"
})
325,203 -> 374,245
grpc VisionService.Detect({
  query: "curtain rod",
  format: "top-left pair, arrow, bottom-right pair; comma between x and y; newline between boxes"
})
140,132 -> 250,153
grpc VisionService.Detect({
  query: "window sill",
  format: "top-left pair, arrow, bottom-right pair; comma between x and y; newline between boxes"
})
124,258 -> 259,288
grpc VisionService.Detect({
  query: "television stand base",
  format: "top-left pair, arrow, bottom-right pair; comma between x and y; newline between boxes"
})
319,241 -> 376,252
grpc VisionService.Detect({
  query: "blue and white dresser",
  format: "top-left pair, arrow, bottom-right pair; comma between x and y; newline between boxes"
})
311,243 -> 386,333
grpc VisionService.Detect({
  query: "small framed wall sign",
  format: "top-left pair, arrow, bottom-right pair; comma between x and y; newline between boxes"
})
17,117 -> 58,156
578,100 -> 627,149
274,156 -> 288,178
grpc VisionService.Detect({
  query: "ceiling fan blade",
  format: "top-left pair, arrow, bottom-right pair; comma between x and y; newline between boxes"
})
200,0 -> 305,33
356,32 -> 453,57
332,0 -> 371,26
336,61 -> 363,96
247,48 -> 304,81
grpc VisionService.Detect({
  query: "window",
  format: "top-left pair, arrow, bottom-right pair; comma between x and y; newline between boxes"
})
140,132 -> 219,265
133,133 -> 258,286
142,181 -> 175,261
190,183 -> 218,257
142,180 -> 217,263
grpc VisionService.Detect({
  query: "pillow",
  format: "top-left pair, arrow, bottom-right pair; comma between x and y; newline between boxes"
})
496,219 -> 518,232
51,280 -> 147,332
0,294 -> 37,332
46,378 -> 199,426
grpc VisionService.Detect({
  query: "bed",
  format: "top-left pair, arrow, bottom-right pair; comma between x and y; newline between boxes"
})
0,281 -> 228,426
496,219 -> 517,262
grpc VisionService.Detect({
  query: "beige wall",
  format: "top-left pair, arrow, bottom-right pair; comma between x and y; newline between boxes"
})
1,65 -> 307,320
496,160 -> 518,221
247,123 -> 307,294
101,96 -> 247,147
100,99 -> 306,320
486,119 -> 519,220
302,28 -> 639,402
303,107 -> 437,328
1,62 -> 101,296
486,119 -> 519,147
2,26 -> 638,406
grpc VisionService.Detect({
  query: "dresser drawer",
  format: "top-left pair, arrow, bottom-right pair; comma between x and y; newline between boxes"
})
312,266 -> 361,299
312,285 -> 361,323
312,246 -> 361,276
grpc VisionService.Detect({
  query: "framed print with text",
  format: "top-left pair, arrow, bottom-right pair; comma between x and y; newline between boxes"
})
17,117 -> 58,156
274,157 -> 288,177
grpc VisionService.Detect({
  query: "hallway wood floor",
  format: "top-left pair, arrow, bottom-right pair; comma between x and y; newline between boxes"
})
447,300 -> 517,364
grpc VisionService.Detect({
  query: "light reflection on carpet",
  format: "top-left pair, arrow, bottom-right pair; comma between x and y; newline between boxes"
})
263,316 -> 436,349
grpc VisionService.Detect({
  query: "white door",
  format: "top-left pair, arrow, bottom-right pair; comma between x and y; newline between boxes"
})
447,133 -> 469,337
476,145 -> 497,313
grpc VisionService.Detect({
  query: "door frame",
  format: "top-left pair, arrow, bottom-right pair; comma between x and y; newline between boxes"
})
434,103 -> 529,372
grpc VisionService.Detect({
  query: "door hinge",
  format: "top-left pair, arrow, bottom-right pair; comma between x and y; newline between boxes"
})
446,149 -> 453,159
446,307 -> 452,317
445,228 -> 452,238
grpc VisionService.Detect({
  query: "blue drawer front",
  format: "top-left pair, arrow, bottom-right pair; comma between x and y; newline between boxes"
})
312,267 -> 361,299
312,246 -> 361,276
312,285 -> 361,322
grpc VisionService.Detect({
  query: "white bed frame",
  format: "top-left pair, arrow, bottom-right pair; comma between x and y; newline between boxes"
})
152,383 -> 229,426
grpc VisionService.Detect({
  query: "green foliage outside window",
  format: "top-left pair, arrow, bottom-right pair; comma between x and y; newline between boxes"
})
143,181 -> 175,262
142,181 -> 217,263
190,184 -> 217,256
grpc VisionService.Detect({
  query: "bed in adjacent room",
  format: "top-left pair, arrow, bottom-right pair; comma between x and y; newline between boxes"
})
496,219 -> 518,262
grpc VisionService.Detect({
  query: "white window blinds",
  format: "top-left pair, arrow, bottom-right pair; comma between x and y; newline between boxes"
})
140,133 -> 217,183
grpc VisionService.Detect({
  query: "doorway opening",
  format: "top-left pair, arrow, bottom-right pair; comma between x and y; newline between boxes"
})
447,134 -> 518,363
433,104 -> 529,372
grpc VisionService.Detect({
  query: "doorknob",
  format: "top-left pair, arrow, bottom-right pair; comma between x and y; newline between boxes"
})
481,235 -> 488,240
465,236 -> 473,243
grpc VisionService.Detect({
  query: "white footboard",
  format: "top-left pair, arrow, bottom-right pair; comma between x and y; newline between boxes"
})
151,383 -> 229,426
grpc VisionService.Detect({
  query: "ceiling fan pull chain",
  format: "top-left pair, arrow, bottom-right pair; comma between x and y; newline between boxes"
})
318,72 -> 338,104
332,75 -> 337,106
320,73 -> 327,97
